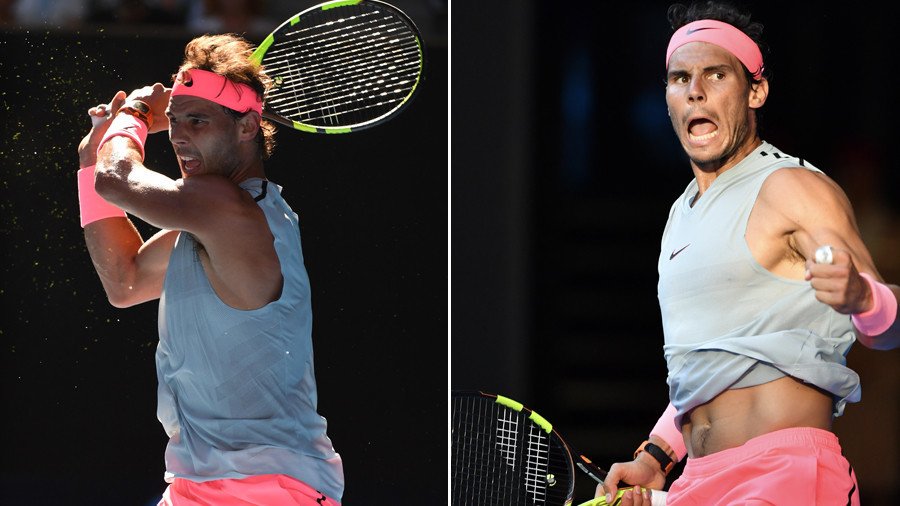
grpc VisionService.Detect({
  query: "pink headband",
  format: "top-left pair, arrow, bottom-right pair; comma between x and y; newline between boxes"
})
170,68 -> 263,115
666,20 -> 764,79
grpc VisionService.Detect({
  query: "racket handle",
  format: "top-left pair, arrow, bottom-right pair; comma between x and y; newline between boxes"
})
575,487 -> 667,506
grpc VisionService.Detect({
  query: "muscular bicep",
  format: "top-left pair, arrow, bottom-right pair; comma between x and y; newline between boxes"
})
95,142 -> 246,235
132,229 -> 179,299
109,229 -> 178,308
765,168 -> 879,276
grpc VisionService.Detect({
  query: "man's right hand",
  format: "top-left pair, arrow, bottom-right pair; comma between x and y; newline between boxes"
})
123,83 -> 172,134
595,456 -> 666,505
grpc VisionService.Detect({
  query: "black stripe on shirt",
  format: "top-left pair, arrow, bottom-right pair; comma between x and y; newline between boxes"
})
254,180 -> 268,202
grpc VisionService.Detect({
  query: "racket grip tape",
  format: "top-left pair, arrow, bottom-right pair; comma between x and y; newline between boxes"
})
575,488 -> 667,506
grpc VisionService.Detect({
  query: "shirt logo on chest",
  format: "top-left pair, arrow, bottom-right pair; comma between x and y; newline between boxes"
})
670,243 -> 691,260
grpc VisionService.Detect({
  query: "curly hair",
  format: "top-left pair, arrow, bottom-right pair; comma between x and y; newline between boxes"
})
174,34 -> 277,160
667,1 -> 769,83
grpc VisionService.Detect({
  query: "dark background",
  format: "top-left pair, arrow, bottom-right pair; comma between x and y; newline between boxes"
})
452,1 -> 899,505
0,1 -> 447,505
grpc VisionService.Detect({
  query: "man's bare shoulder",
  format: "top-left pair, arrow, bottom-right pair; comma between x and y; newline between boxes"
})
175,175 -> 269,242
177,174 -> 251,203
758,166 -> 851,219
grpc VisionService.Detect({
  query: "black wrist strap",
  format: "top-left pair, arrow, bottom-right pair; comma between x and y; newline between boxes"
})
635,440 -> 675,475
645,442 -> 673,472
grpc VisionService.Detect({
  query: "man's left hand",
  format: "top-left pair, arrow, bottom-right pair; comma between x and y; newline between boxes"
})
806,246 -> 872,315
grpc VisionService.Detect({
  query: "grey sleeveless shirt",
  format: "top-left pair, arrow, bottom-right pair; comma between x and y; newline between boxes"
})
156,178 -> 344,500
657,142 -> 861,428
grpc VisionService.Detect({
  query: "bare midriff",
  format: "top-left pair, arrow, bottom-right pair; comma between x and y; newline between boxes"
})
681,376 -> 834,458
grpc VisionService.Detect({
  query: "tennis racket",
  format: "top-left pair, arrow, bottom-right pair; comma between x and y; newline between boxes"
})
249,0 -> 424,134
452,390 -> 667,506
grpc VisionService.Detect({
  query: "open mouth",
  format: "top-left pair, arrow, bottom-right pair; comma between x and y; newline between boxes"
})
179,156 -> 201,172
688,118 -> 719,142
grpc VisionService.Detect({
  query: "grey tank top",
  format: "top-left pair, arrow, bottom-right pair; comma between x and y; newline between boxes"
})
657,142 -> 860,428
155,178 -> 344,500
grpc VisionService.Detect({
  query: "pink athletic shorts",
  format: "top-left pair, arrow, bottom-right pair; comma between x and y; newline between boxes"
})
667,427 -> 859,505
157,474 -> 341,506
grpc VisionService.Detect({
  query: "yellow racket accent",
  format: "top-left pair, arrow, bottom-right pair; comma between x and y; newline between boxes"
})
575,487 -> 649,506
495,394 -> 524,412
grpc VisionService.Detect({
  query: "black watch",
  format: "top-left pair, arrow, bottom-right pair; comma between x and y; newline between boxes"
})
634,441 -> 675,474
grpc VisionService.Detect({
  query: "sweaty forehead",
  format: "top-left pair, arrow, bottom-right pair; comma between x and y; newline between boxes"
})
167,95 -> 224,115
667,41 -> 742,72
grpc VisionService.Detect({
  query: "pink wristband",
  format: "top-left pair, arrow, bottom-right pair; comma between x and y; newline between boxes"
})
650,403 -> 687,461
77,165 -> 126,227
852,273 -> 898,336
97,111 -> 148,160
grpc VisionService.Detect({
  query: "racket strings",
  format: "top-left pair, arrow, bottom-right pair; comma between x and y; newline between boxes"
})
266,28 -> 418,122
453,396 -> 529,504
266,13 -> 415,81
267,47 -> 418,125
267,18 -> 418,78
525,424 -> 551,503
266,43 -> 419,109
271,11 -> 401,58
266,51 -> 418,121
496,407 -> 520,470
498,406 -> 527,506
453,396 -> 569,505
262,7 -> 420,127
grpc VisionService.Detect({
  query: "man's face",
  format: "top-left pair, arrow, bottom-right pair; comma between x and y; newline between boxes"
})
665,41 -> 764,170
166,95 -> 240,179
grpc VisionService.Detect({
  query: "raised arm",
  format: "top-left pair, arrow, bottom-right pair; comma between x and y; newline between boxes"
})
78,90 -> 177,308
763,168 -> 899,350
86,83 -> 280,311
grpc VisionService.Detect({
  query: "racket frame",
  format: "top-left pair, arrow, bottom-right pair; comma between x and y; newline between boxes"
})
250,0 -> 425,134
452,390 -> 611,506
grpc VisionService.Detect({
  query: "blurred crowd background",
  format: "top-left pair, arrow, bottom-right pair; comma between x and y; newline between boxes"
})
0,0 -> 446,44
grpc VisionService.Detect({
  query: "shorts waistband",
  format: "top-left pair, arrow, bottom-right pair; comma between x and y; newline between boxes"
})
682,427 -> 842,477
166,474 -> 341,506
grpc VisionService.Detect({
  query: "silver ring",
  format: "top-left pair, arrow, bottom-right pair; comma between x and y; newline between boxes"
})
814,245 -> 834,265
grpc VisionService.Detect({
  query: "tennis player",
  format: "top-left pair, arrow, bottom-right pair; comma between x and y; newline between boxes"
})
76,34 -> 343,505
594,2 -> 899,505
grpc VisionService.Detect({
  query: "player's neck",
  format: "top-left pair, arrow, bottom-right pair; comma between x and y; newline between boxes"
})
691,136 -> 762,196
229,157 -> 266,184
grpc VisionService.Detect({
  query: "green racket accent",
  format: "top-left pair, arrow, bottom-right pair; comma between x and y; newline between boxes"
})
326,127 -> 352,134
529,411 -> 553,434
575,487 -> 649,506
495,394 -> 554,433
495,394 -> 524,412
322,0 -> 362,10
292,121 -> 317,133
289,14 -> 302,26
249,34 -> 274,65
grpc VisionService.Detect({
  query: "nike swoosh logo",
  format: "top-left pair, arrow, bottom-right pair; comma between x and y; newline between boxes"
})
686,27 -> 716,35
670,244 -> 690,260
